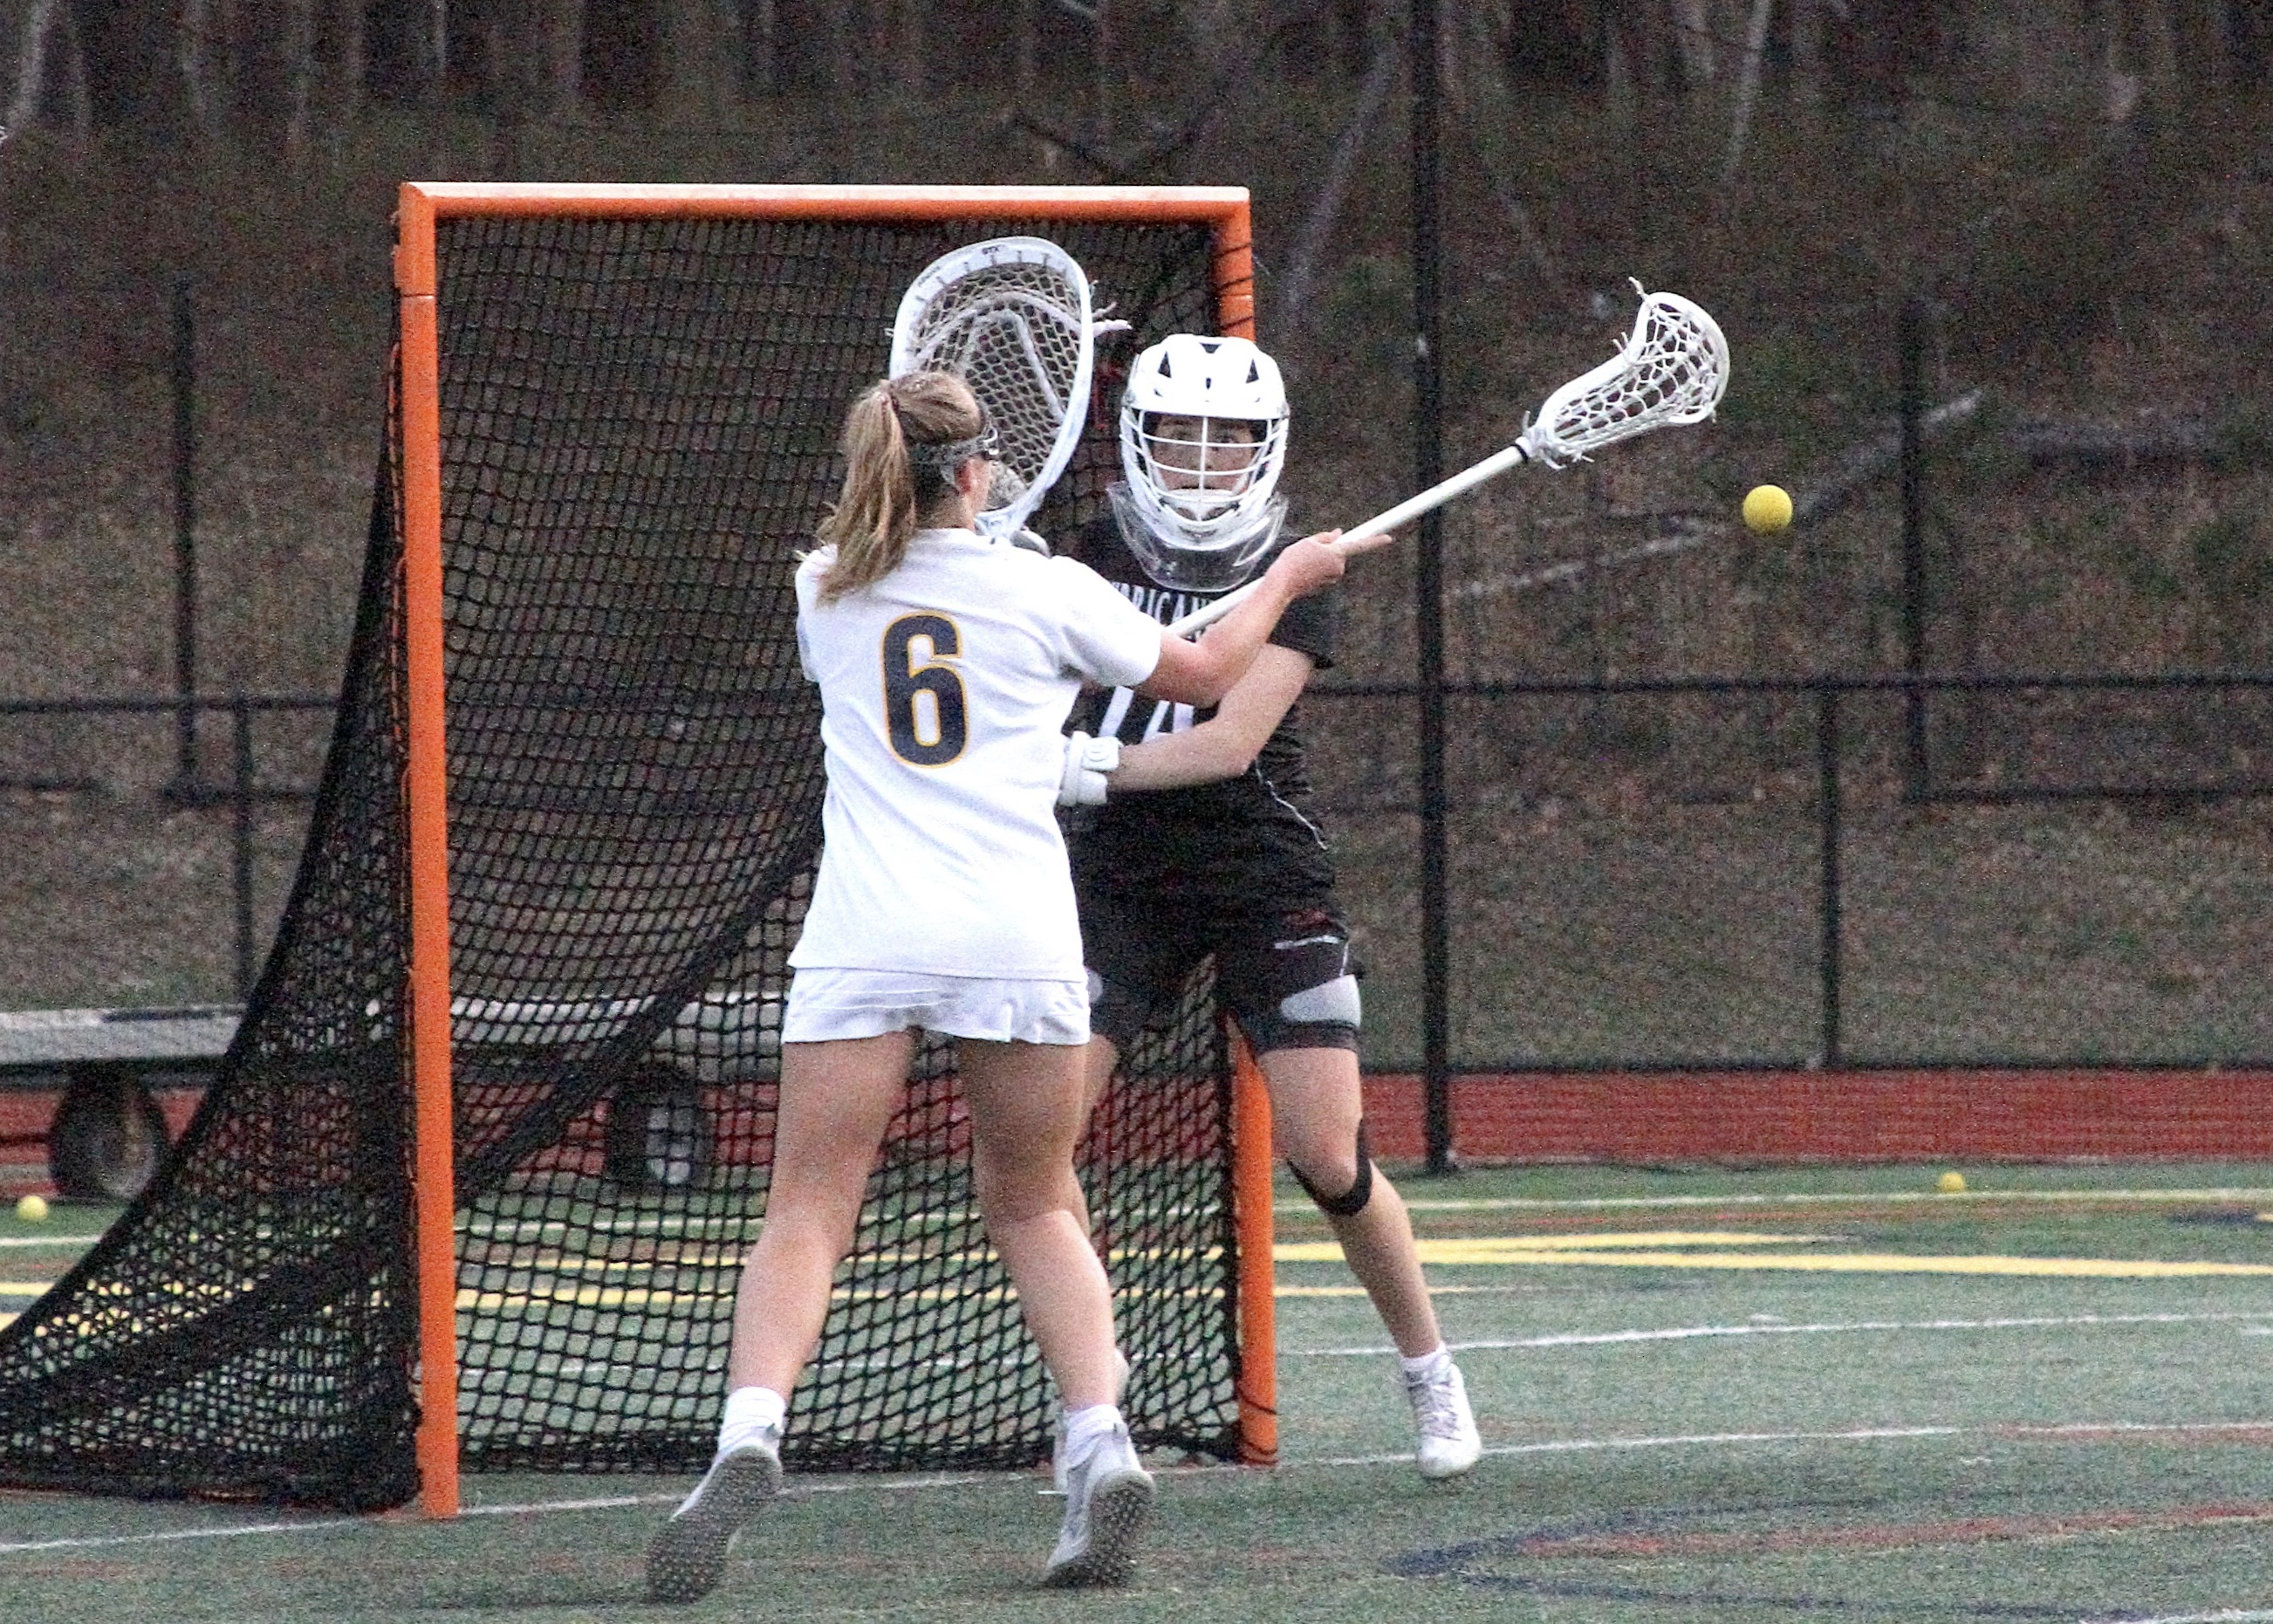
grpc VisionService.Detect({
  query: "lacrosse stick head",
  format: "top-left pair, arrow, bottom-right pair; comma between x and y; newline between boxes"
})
890,237 -> 1093,543
1521,284 -> 1730,466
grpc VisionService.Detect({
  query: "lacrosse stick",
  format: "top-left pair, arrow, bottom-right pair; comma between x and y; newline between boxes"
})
1167,283 -> 1729,635
889,236 -> 1101,545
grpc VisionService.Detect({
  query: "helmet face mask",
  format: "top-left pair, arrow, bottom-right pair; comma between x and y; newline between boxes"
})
1118,335 -> 1290,593
1136,413 -> 1263,517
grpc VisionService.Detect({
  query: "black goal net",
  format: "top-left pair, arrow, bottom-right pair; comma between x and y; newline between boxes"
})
0,207 -> 1248,1509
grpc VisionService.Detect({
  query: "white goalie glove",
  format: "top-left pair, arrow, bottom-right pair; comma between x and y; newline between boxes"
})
1058,730 -> 1121,806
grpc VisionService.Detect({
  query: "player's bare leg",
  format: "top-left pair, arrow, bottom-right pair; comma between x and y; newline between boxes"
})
962,1037 -> 1153,1583
730,1031 -> 919,1392
648,1031 -> 914,1603
962,1038 -> 1122,1405
1265,1045 -> 1480,1479
1264,1046 -> 1437,1351
1064,1034 -> 1121,1239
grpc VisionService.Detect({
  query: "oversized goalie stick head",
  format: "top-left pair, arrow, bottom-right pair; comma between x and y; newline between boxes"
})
889,236 -> 1095,545
1517,283 -> 1730,467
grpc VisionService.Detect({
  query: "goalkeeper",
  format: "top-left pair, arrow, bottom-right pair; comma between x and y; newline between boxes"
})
1058,334 -> 1482,1481
647,368 -> 1345,1601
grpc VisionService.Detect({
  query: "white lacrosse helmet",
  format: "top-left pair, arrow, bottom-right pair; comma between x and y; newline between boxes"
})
1116,333 -> 1290,592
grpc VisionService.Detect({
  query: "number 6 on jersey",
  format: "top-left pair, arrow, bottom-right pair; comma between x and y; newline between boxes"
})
883,613 -> 968,765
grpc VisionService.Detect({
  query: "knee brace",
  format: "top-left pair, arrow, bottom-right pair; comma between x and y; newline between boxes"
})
1290,1120 -> 1374,1218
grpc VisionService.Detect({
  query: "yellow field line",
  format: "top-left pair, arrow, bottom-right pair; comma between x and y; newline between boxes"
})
1281,1230 -> 2273,1278
12,1230 -> 2270,1330
450,1281 -> 1227,1312
1278,1232 -> 1823,1263
1479,1251 -> 2273,1278
1366,1188 -> 2273,1215
459,1245 -> 1227,1275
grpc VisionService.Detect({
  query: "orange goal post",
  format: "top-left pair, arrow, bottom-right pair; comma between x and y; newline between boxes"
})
394,184 -> 1278,1519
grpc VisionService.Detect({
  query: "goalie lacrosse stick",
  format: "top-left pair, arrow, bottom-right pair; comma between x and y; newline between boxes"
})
889,236 -> 1100,545
1167,284 -> 1730,635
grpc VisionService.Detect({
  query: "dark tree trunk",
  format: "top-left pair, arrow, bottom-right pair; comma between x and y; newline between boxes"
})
894,0 -> 920,94
742,0 -> 773,98
539,0 -> 579,116
58,0 -> 92,150
336,0 -> 366,127
283,0 -> 319,169
178,0 -> 224,140
1788,0 -> 1822,110
1094,0 -> 1113,143
1332,0 -> 1373,78
657,0 -> 707,122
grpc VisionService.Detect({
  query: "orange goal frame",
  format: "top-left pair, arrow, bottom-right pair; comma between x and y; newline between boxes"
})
394,182 -> 1277,1519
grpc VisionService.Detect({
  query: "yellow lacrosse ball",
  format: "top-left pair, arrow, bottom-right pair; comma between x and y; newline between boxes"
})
1935,1171 -> 1967,1195
1742,484 -> 1793,533
15,1193 -> 49,1223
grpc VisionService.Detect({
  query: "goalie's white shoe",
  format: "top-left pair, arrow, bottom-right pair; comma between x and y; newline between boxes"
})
1041,1420 -> 1154,1587
1405,1358 -> 1482,1480
645,1428 -> 783,1603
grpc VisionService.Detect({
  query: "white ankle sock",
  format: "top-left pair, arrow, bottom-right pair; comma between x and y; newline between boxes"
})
1062,1402 -> 1124,1461
1400,1346 -> 1452,1381
718,1385 -> 786,1455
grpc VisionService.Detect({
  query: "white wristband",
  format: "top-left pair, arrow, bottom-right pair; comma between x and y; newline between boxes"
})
1058,730 -> 1121,806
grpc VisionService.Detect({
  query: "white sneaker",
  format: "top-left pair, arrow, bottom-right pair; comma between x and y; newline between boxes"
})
645,1428 -> 783,1603
1049,1350 -> 1133,1494
1405,1358 -> 1482,1480
1041,1420 -> 1154,1587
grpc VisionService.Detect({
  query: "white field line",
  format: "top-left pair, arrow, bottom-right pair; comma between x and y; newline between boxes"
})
1340,1189 -> 2273,1216
1277,1418 -> 2273,1472
1290,1310 -> 2273,1357
0,1471 -> 991,1557
2080,1613 -> 2273,1624
5,1421 -> 2270,1560
0,1517 -> 367,1555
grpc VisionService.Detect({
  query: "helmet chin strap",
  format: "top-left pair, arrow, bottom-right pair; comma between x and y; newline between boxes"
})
1109,483 -> 1289,593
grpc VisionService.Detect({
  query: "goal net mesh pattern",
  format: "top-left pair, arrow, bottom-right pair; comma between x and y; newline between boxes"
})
0,213 -> 1241,1508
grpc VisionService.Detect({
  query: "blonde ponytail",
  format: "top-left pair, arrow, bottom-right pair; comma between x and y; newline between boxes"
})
814,372 -> 988,602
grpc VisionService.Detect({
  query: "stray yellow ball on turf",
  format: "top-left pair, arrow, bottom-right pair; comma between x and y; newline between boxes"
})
1935,1170 -> 1967,1195
1742,484 -> 1793,533
15,1194 -> 49,1223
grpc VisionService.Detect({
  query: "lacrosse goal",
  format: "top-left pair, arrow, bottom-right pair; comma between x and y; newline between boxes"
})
0,185 -> 1277,1517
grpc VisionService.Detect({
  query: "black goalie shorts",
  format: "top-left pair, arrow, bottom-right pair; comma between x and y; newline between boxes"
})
1076,850 -> 1361,1057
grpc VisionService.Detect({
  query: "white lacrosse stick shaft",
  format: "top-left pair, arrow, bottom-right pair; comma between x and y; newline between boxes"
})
1167,284 -> 1728,637
1163,449 -> 1527,635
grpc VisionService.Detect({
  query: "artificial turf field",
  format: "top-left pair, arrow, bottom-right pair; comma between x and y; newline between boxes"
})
7,1161 -> 2273,1622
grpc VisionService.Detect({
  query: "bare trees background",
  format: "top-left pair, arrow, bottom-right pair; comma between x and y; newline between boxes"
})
3,2 -> 2269,171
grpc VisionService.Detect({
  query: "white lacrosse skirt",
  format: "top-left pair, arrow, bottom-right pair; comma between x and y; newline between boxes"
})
783,967 -> 1091,1045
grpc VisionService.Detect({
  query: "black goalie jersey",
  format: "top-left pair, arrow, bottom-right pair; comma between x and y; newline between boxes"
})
1061,507 -> 1339,887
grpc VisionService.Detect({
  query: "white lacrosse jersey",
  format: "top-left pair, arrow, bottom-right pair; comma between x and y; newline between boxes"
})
790,527 -> 1164,978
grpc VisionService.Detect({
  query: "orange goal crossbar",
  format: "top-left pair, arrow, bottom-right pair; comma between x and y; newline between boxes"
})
393,182 -> 1270,1519
394,183 -> 1256,332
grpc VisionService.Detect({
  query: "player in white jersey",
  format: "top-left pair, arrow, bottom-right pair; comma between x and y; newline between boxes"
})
647,368 -> 1345,1602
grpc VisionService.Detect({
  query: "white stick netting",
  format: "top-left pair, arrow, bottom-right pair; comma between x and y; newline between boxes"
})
890,238 -> 1094,540
1522,285 -> 1730,466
